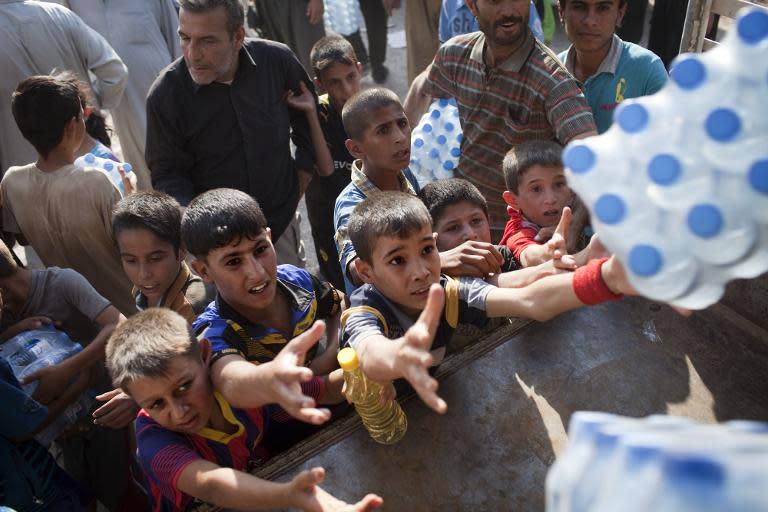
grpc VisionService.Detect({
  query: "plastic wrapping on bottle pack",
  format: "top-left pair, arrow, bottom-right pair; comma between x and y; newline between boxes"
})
410,97 -> 463,188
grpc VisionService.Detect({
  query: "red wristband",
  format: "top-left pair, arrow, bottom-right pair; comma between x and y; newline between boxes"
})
572,257 -> 623,305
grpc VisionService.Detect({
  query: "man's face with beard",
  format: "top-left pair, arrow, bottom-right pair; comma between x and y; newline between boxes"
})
467,0 -> 530,52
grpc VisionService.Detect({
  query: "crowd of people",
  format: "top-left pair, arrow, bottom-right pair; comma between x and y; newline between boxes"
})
0,0 -> 676,510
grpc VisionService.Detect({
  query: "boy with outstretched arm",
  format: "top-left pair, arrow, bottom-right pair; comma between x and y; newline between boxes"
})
340,192 -> 634,413
106,308 -> 382,512
334,88 -> 506,296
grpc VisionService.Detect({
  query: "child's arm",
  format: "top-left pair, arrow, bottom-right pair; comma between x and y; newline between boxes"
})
308,292 -> 343,376
518,207 -> 577,269
285,81 -> 334,177
177,462 -> 382,511
353,285 -> 447,414
21,306 -> 123,404
439,240 -> 504,278
484,256 -> 630,321
489,259 -> 568,288
91,388 -> 140,429
210,321 -> 334,425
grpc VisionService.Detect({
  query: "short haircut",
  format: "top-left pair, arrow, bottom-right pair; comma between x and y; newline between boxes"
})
559,0 -> 627,9
11,74 -> 84,160
418,178 -> 489,225
0,240 -> 19,279
342,88 -> 402,140
179,0 -> 244,35
112,192 -> 183,253
503,140 -> 564,194
181,188 -> 268,259
60,71 -> 112,147
348,192 -> 433,263
106,308 -> 200,391
310,36 -> 358,77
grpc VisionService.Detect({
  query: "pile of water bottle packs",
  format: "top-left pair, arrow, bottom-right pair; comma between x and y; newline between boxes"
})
0,326 -> 94,446
546,411 -> 768,512
410,97 -> 463,187
323,0 -> 361,37
563,7 -> 768,309
74,153 -> 134,197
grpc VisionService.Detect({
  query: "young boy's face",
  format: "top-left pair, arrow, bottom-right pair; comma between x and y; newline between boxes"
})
316,61 -> 363,111
191,229 -> 277,316
434,201 -> 492,252
355,224 -> 441,316
347,104 -> 412,176
117,228 -> 184,305
504,165 -> 573,227
127,354 -> 216,434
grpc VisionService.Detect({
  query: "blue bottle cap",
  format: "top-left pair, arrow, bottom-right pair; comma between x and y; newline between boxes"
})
84,153 -> 96,163
748,159 -> 768,194
664,456 -> 724,488
563,144 -> 596,174
648,154 -> 682,185
595,194 -> 626,224
450,147 -> 461,158
444,122 -> 455,132
616,103 -> 649,133
122,163 -> 133,172
423,123 -> 433,133
438,98 -> 449,108
670,58 -> 706,90
443,161 -> 455,171
687,204 -> 723,238
737,10 -> 768,45
705,108 -> 741,142
429,148 -> 440,159
437,135 -> 447,145
104,162 -> 114,171
414,138 -> 425,148
430,109 -> 441,119
456,133 -> 463,143
629,244 -> 663,277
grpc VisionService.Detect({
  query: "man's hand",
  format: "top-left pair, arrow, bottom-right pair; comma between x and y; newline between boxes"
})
547,207 -> 577,271
118,164 -> 137,195
267,321 -> 333,425
306,0 -> 324,25
439,240 -> 503,278
394,284 -> 447,414
92,389 -> 139,429
22,362 -> 74,404
285,81 -> 318,114
382,0 -> 402,15
290,467 -> 383,512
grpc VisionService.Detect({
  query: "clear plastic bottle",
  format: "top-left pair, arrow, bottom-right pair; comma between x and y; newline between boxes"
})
337,347 -> 407,445
74,153 -> 134,196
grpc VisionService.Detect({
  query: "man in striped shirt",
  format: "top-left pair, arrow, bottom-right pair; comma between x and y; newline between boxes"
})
406,0 -> 597,238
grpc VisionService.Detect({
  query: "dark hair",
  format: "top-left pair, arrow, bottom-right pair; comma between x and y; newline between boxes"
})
179,0 -> 244,35
11,75 -> 84,159
60,71 -> 113,147
310,36 -> 358,77
558,0 -> 627,9
112,192 -> 183,253
418,178 -> 489,225
0,240 -> 19,279
503,140 -> 564,194
342,88 -> 403,140
181,188 -> 267,258
348,192 -> 433,263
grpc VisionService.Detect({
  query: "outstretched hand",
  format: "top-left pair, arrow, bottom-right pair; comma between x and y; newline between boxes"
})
547,207 -> 577,270
22,361 -> 74,404
395,284 -> 447,414
439,240 -> 503,278
290,467 -> 383,512
284,81 -> 317,114
269,321 -> 333,425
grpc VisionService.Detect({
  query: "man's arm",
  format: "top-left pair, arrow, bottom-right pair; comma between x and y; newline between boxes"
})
65,8 -> 128,110
156,0 -> 182,60
145,86 -> 197,204
404,68 -> 433,125
284,48 -> 318,177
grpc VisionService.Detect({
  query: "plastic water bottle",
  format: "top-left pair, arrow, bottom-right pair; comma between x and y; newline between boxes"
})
35,391 -> 95,447
74,153 -> 134,196
323,0 -> 360,36
410,98 -> 462,187
337,347 -> 407,445
562,6 -> 768,309
650,454 -> 729,512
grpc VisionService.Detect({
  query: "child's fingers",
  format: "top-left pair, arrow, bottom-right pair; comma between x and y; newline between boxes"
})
297,406 -> 332,425
554,206 -> 572,237
554,254 -> 577,270
414,284 -> 444,340
294,467 -> 325,491
355,494 -> 385,511
94,388 -> 122,402
284,321 -> 325,359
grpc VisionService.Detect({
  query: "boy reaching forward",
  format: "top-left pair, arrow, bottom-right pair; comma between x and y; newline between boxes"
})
341,192 -> 633,413
106,308 -> 382,512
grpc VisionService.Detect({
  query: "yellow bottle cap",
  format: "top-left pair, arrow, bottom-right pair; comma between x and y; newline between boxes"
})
337,347 -> 360,371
